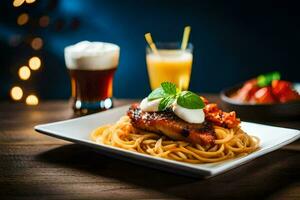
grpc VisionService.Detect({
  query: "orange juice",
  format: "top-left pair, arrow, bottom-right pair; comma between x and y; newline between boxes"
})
146,50 -> 193,90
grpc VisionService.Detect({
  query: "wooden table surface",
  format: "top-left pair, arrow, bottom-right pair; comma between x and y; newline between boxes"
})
0,96 -> 299,200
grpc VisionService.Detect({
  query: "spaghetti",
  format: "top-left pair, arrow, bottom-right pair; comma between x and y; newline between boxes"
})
91,116 -> 259,164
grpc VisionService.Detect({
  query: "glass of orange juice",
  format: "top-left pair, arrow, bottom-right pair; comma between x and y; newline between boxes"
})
146,42 -> 193,90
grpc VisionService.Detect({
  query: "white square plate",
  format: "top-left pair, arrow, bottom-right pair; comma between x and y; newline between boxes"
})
35,105 -> 300,178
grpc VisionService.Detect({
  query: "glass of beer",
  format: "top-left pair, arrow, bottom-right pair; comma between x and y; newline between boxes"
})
64,41 -> 120,114
146,42 -> 193,90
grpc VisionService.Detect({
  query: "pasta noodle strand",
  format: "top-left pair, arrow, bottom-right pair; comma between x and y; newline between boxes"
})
90,116 -> 259,164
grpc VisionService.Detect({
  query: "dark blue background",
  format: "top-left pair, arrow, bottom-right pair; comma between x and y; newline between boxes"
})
0,0 -> 299,100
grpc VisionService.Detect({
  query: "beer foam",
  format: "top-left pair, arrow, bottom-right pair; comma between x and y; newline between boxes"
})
64,41 -> 120,70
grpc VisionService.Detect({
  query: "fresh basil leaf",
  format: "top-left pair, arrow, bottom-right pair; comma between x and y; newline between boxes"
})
257,71 -> 281,87
271,71 -> 281,80
158,95 -> 176,111
161,82 -> 177,95
177,91 -> 205,109
148,88 -> 168,101
257,75 -> 266,87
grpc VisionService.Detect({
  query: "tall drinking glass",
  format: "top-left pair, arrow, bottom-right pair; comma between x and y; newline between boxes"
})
146,42 -> 193,90
64,41 -> 120,114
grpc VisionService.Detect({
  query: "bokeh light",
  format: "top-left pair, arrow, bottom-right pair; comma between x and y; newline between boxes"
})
31,37 -> 43,50
18,66 -> 31,80
10,86 -> 23,101
29,56 -> 41,70
25,0 -> 36,3
13,0 -> 25,7
17,13 -> 29,25
26,95 -> 39,105
39,16 -> 50,27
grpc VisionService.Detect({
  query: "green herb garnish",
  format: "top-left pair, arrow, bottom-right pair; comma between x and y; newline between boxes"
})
177,91 -> 205,109
161,82 -> 177,94
257,71 -> 281,87
147,82 -> 204,111
158,95 -> 176,111
147,87 -> 167,100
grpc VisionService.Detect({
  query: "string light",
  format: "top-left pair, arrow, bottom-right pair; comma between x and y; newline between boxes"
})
26,94 -> 39,105
13,0 -> 36,7
25,0 -> 36,3
10,86 -> 23,100
18,66 -> 31,80
17,13 -> 29,25
31,37 -> 43,50
29,56 -> 41,70
39,16 -> 50,27
13,0 -> 40,106
13,0 -> 25,7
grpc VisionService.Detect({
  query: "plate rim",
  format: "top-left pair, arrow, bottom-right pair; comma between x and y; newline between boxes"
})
34,105 -> 300,178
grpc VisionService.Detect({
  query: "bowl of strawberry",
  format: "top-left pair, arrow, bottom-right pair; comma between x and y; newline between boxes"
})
221,72 -> 300,121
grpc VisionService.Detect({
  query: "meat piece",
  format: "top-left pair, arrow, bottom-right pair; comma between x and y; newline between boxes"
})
204,103 -> 240,129
254,87 -> 276,104
232,79 -> 259,102
271,80 -> 300,103
127,104 -> 215,145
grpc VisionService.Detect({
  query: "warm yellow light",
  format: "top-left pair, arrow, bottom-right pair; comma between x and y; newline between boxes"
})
39,16 -> 50,27
13,0 -> 25,7
25,0 -> 36,3
18,66 -> 31,80
31,37 -> 43,50
29,56 -> 41,70
26,95 -> 39,105
10,86 -> 23,100
17,13 -> 29,25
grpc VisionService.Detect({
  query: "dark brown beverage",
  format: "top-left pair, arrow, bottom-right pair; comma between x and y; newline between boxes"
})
64,41 -> 120,114
69,68 -> 116,102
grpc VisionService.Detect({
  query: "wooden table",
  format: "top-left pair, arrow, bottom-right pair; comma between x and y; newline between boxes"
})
0,96 -> 299,199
